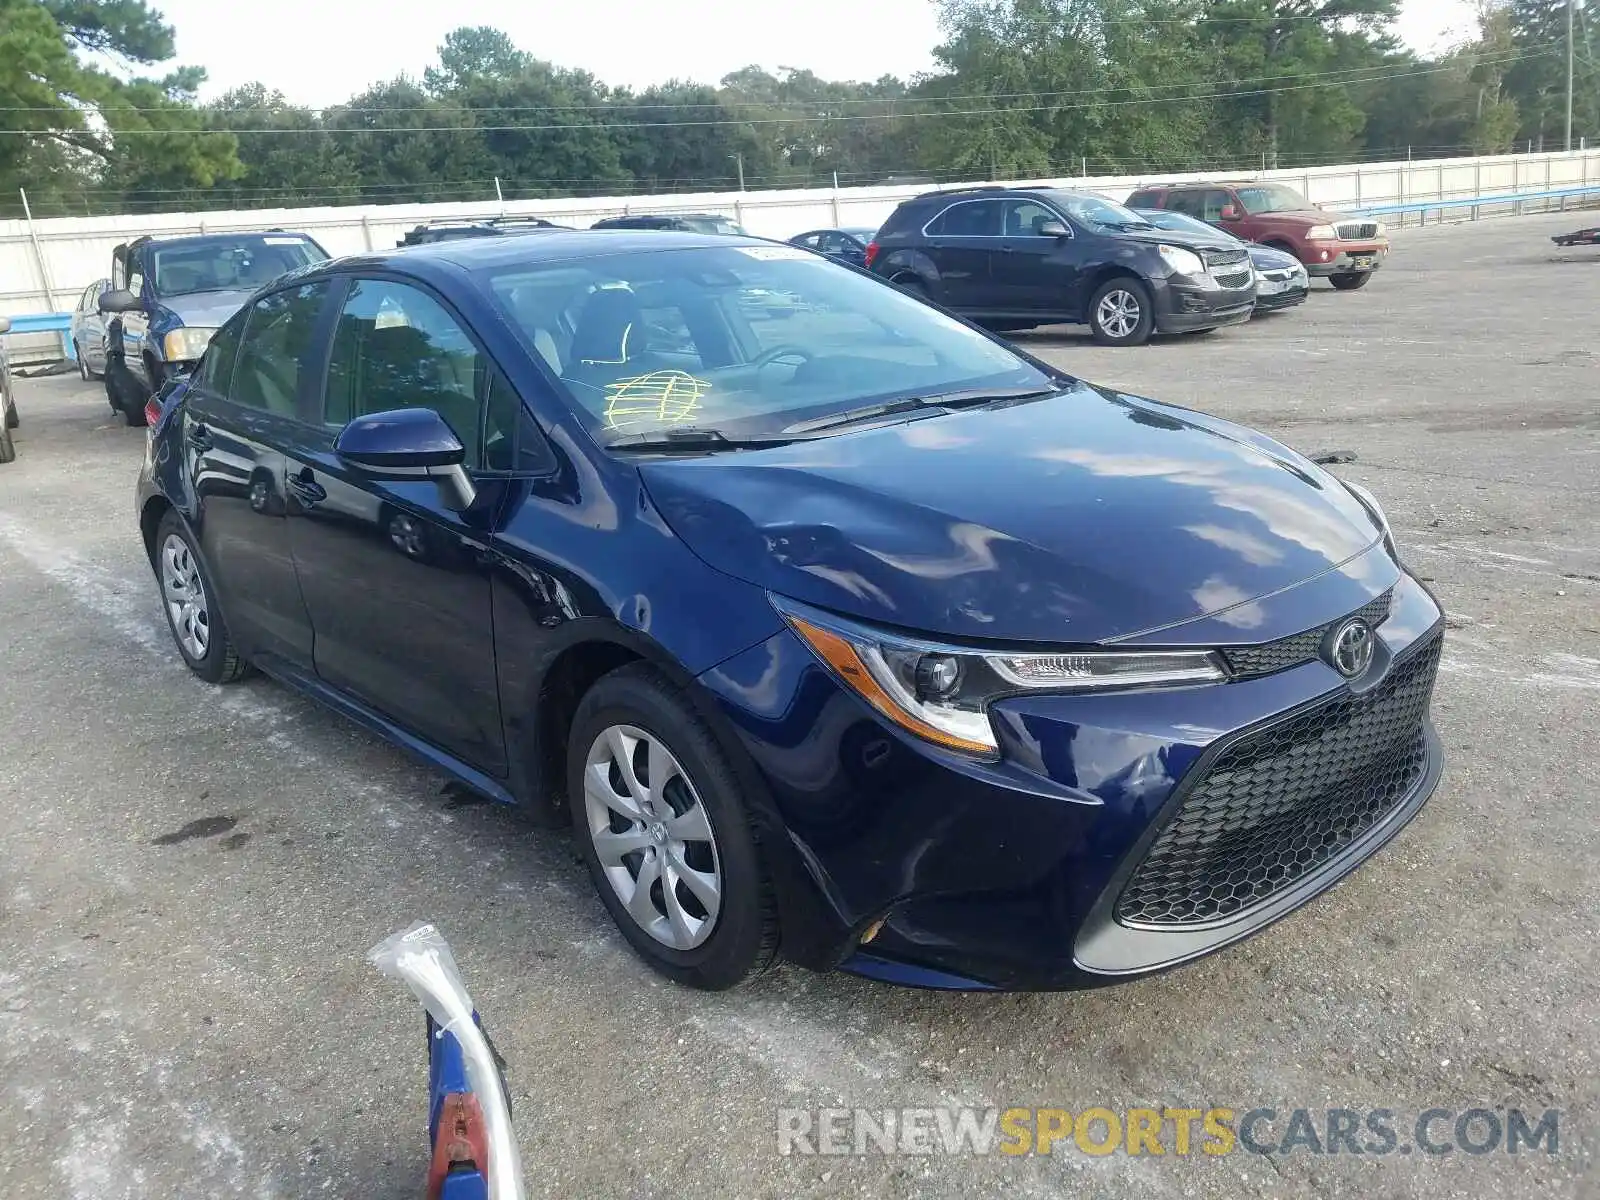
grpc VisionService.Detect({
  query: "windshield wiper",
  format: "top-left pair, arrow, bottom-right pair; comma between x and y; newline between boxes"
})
780,386 -> 1063,435
606,427 -> 797,452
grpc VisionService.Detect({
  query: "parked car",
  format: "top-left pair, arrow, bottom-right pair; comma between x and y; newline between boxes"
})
1134,209 -> 1309,312
788,227 -> 879,266
397,216 -> 569,247
69,278 -> 112,379
590,213 -> 747,235
0,314 -> 14,464
865,186 -> 1256,345
98,230 -> 330,426
136,230 -> 1443,992
1126,182 -> 1388,290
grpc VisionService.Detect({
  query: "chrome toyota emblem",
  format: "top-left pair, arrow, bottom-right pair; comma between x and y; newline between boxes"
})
1325,617 -> 1375,678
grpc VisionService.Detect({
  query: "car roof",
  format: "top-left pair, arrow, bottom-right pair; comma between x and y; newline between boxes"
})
131,230 -> 321,249
309,228 -> 762,277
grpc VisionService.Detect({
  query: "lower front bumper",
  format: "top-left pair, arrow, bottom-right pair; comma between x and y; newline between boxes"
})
1305,246 -> 1387,277
1154,298 -> 1255,333
1254,285 -> 1308,311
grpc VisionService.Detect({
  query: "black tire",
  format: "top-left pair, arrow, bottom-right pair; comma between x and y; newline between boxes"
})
1087,276 -> 1155,346
566,663 -> 779,990
1329,272 -> 1372,291
0,420 -> 14,465
76,342 -> 92,381
105,354 -> 123,413
152,511 -> 252,684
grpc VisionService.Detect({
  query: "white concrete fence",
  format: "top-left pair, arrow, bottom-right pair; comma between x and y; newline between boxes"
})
4,146 -> 1599,363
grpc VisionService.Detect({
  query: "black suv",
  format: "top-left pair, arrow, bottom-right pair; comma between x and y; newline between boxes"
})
866,186 -> 1256,345
397,216 -> 569,247
590,212 -> 747,235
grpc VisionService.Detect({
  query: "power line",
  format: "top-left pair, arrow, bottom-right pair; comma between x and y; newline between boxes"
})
0,43 -> 1557,117
0,48 -> 1558,137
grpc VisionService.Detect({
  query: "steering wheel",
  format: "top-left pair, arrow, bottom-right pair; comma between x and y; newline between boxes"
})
751,344 -> 814,371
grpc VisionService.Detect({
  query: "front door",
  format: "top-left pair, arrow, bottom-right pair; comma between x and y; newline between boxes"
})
282,275 -> 509,774
921,197 -> 1003,310
992,198 -> 1081,317
180,283 -> 329,669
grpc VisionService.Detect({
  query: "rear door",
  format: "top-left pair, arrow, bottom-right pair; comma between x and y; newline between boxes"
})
180,281 -> 331,670
280,275 -> 510,774
920,198 -> 1003,310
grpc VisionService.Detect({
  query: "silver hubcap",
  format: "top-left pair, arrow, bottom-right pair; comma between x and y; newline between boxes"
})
583,724 -> 722,950
160,534 -> 210,660
1096,289 -> 1142,338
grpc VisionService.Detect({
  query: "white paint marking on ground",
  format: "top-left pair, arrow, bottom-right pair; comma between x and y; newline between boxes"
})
0,514 -> 169,655
57,1116 -> 147,1200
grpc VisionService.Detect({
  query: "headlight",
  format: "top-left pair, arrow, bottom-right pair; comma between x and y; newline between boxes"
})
162,327 -> 218,362
1305,224 -> 1337,241
772,596 -> 1228,758
1341,480 -> 1399,559
1156,244 -> 1206,276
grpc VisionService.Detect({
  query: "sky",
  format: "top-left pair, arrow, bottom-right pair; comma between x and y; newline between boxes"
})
152,0 -> 1483,107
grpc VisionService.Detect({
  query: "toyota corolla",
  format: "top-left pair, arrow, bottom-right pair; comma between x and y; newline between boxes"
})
135,232 -> 1444,991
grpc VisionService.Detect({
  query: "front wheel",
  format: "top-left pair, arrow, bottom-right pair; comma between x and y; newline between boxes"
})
1087,277 -> 1155,346
0,418 -> 13,464
1329,272 -> 1372,291
154,512 -> 251,684
567,664 -> 778,990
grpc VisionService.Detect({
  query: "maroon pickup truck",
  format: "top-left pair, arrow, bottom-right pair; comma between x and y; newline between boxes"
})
1126,181 -> 1389,290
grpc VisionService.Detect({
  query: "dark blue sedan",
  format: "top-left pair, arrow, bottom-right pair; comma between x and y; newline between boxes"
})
788,227 -> 879,266
136,231 -> 1444,991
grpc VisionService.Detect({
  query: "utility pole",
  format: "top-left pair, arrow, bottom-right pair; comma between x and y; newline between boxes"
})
730,153 -> 745,191
1566,0 -> 1576,152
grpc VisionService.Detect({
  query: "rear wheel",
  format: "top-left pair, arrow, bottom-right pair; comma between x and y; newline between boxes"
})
1329,272 -> 1372,291
155,512 -> 251,684
1087,277 -> 1155,346
76,342 -> 92,381
567,664 -> 778,990
0,423 -> 13,465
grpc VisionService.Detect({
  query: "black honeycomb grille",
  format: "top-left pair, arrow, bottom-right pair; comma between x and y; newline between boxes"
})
1115,632 -> 1440,927
1221,590 -> 1393,679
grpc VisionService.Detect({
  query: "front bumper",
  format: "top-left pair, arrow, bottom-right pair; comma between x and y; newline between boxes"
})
697,562 -> 1444,991
1304,244 -> 1388,277
1254,281 -> 1309,311
1152,277 -> 1256,333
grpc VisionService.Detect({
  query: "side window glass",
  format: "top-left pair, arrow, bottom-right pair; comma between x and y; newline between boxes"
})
324,279 -> 488,469
932,200 -> 1001,236
1003,199 -> 1058,236
128,265 -> 145,296
230,281 -> 330,417
197,315 -> 246,396
1203,190 -> 1231,221
80,285 -> 96,311
112,253 -> 126,291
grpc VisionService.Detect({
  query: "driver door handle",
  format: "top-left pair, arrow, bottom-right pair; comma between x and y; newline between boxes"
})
186,423 -> 211,450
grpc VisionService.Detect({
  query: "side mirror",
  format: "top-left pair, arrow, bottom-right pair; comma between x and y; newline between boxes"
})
334,408 -> 477,512
99,288 -> 140,314
1219,205 -> 1241,221
1037,219 -> 1070,238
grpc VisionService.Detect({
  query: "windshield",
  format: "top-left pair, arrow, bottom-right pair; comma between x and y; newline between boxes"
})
149,236 -> 327,296
1135,209 -> 1241,243
842,228 -> 878,243
679,216 -> 747,236
1236,184 -> 1312,215
483,244 -> 1053,446
1047,193 -> 1153,231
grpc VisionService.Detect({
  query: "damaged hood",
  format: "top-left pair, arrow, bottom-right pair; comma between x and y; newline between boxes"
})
639,383 -> 1382,644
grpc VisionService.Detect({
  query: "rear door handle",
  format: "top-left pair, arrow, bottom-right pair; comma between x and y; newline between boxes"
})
287,473 -> 326,505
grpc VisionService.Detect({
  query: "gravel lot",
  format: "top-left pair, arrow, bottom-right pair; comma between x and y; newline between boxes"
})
1,210 -> 1596,1199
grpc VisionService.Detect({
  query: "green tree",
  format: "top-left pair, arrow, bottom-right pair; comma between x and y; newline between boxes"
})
323,77 -> 493,204
1503,0 -> 1597,146
206,84 -> 360,208
0,0 -> 240,215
